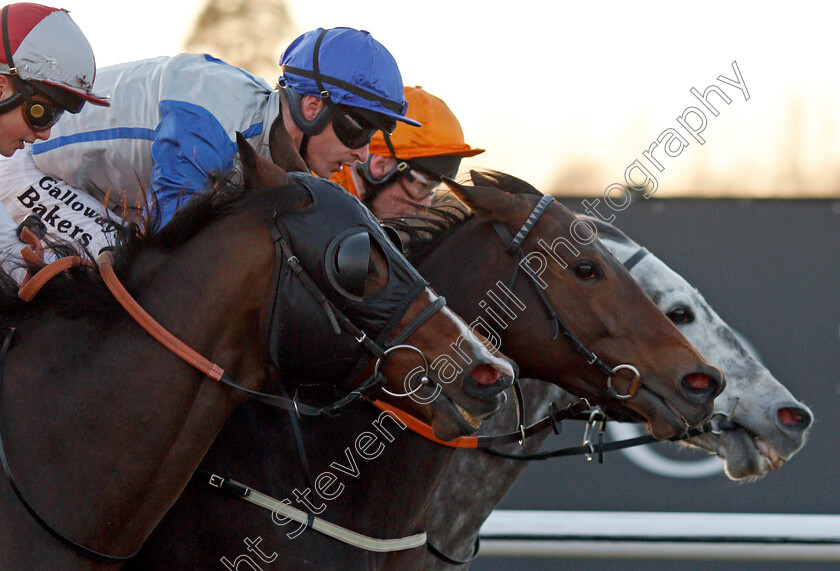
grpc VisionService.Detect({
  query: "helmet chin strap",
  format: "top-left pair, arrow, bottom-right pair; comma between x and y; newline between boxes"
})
281,87 -> 327,167
0,5 -> 31,117
356,133 -> 418,202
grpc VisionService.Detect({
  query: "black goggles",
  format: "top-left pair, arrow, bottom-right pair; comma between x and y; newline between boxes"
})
331,105 -> 397,150
22,97 -> 63,131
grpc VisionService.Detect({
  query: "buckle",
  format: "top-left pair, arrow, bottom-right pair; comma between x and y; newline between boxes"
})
208,474 -> 224,488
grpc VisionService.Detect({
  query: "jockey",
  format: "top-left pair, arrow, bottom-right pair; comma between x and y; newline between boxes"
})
279,28 -> 419,180
0,26 -> 417,258
0,2 -> 107,278
331,86 -> 483,219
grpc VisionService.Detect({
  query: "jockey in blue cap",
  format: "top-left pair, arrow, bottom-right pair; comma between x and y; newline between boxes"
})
279,27 -> 419,178
0,27 -> 417,263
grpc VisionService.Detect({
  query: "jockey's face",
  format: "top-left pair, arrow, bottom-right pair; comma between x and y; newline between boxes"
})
293,95 -> 369,178
365,154 -> 438,219
0,76 -> 52,157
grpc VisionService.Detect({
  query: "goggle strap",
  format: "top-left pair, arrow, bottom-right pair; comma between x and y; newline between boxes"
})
383,135 -> 415,182
0,91 -> 22,116
397,162 -> 415,183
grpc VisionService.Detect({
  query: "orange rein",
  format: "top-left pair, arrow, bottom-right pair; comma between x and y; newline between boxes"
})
370,400 -> 480,449
16,232 -> 225,382
15,232 -> 473,445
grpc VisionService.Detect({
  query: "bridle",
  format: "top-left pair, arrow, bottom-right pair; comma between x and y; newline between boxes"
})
0,195 -> 449,562
263,219 -> 446,413
490,193 -> 645,399
376,191 -> 650,451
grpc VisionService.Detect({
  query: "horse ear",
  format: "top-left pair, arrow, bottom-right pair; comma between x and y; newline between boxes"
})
442,176 -> 529,226
237,132 -> 293,189
268,97 -> 309,173
469,170 -> 497,188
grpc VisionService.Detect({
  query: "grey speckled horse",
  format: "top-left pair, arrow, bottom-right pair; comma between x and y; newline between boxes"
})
425,216 -> 813,568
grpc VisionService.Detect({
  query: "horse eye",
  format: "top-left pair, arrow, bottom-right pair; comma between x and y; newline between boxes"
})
573,262 -> 598,280
667,306 -> 695,324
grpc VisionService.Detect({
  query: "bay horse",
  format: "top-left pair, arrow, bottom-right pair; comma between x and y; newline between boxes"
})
0,140 -> 515,568
130,170 -> 724,569
426,218 -> 814,568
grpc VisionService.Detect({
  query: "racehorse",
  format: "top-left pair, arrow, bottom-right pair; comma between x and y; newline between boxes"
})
425,217 -> 814,567
0,139 -> 515,568
402,171 -> 724,438
129,170 -> 724,569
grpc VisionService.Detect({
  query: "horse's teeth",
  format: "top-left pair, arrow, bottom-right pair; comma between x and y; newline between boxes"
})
454,402 -> 482,429
755,436 -> 785,469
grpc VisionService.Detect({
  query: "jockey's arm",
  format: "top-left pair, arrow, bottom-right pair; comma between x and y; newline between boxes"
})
150,101 -> 237,226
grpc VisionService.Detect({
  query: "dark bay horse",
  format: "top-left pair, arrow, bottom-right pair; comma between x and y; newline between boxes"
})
130,171 -> 723,569
0,142 -> 515,568
403,171 -> 724,438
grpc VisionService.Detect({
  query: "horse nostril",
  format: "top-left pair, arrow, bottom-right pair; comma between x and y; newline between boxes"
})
470,364 -> 503,386
778,406 -> 813,430
682,373 -> 714,393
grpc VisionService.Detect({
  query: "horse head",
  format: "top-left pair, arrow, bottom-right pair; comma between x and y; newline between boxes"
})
237,138 -> 516,441
433,170 -> 724,439
590,218 -> 813,478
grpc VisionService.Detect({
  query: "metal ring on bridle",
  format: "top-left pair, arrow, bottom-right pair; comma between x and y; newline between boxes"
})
375,345 -> 433,398
608,364 -> 641,400
709,395 -> 740,435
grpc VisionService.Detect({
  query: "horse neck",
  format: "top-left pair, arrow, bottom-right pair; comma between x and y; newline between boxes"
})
416,216 -> 582,384
137,399 -> 457,567
415,217 -> 515,325
426,380 -> 570,566
0,213 -> 275,559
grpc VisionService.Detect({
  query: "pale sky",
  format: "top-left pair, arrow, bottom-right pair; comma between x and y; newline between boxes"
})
52,1 -> 840,196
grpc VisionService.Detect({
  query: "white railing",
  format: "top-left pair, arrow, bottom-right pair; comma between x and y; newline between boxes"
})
478,511 -> 840,561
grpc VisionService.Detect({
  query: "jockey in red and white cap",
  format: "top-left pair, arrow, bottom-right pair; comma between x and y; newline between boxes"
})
0,2 -> 106,281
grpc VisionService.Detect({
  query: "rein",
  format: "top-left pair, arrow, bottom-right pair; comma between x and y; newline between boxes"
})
368,384 -> 617,449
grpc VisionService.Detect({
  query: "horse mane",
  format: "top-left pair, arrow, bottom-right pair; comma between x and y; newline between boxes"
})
0,174 -> 308,322
386,169 -> 545,264
385,192 -> 472,264
468,169 -> 543,197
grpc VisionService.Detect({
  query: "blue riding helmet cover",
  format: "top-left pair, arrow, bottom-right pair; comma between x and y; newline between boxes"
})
268,171 -> 429,387
279,27 -> 420,127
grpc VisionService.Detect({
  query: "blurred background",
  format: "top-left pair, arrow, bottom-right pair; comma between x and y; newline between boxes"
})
56,0 -> 840,197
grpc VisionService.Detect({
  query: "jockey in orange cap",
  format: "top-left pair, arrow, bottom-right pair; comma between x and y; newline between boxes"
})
332,86 -> 483,219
